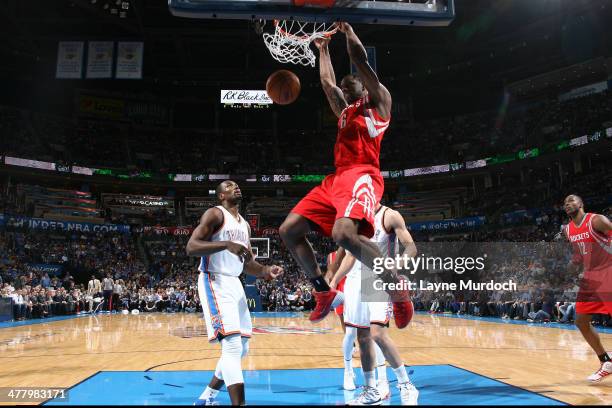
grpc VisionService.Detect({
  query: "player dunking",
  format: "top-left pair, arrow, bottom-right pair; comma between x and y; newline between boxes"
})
186,181 -> 284,405
331,204 -> 418,405
562,194 -> 612,383
279,22 -> 412,328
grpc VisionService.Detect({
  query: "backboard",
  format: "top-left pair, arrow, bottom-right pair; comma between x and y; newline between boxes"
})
168,0 -> 455,27
250,237 -> 270,259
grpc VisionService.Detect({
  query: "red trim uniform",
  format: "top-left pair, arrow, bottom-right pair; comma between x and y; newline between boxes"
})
291,95 -> 389,238
564,213 -> 612,315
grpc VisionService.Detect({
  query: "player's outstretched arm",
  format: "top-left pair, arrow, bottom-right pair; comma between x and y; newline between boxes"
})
314,37 -> 347,118
327,247 -> 346,277
337,22 -> 391,119
186,208 -> 249,259
330,251 -> 356,289
385,208 -> 417,259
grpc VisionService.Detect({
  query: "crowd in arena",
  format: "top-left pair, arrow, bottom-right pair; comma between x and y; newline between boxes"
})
2,214 -> 610,326
1,89 -> 611,175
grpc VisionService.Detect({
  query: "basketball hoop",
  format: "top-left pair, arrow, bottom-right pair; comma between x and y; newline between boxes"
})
262,0 -> 338,67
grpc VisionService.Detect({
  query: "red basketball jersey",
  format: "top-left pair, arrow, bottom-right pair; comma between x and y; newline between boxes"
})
334,95 -> 390,170
564,213 -> 612,271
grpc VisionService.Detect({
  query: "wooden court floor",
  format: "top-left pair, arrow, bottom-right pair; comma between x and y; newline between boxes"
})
0,312 -> 610,405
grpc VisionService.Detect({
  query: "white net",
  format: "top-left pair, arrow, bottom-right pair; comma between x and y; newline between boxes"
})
262,20 -> 337,67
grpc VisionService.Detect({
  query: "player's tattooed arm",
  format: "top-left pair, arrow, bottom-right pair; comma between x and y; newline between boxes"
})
337,22 -> 392,119
327,87 -> 348,118
314,37 -> 347,117
592,214 -> 612,235
186,208 -> 235,257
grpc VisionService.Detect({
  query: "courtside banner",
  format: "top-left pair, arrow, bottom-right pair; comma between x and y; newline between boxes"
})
56,41 -> 84,79
4,215 -> 130,234
116,42 -> 144,79
220,90 -> 273,105
86,41 -> 114,79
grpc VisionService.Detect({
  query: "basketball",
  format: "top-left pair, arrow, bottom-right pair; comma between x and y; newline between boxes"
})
266,69 -> 301,105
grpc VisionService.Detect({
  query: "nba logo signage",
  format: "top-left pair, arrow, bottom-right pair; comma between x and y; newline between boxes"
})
351,46 -> 377,75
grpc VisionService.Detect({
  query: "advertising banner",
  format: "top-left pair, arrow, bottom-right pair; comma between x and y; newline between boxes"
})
408,216 -> 486,231
4,215 -> 130,234
220,90 -> 272,105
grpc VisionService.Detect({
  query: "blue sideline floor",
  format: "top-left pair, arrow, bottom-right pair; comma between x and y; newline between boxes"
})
0,313 -> 86,329
43,365 -> 565,406
417,311 -> 612,334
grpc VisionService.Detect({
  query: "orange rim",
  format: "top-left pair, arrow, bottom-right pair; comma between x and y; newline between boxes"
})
273,20 -> 338,41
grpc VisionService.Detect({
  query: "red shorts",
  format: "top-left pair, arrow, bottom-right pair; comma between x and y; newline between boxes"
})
291,165 -> 384,238
576,267 -> 612,316
335,276 -> 347,316
575,301 -> 612,315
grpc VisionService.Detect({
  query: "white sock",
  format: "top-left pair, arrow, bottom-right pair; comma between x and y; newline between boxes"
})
343,327 -> 357,372
199,386 -> 219,400
392,365 -> 410,384
374,343 -> 387,383
364,370 -> 376,388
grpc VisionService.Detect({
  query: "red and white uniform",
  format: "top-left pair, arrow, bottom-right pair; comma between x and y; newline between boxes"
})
328,251 -> 347,316
564,213 -> 612,315
292,95 -> 389,238
343,206 -> 394,328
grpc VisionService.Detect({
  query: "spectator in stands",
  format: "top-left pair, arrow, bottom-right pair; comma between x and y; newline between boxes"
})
113,279 -> 123,312
102,272 -> 114,312
11,289 -> 25,320
40,273 -> 51,289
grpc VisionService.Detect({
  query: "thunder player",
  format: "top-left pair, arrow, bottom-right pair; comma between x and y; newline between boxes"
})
562,194 -> 612,383
331,204 -> 418,405
186,181 -> 283,405
325,248 -> 348,331
279,22 -> 412,328
326,248 -> 360,387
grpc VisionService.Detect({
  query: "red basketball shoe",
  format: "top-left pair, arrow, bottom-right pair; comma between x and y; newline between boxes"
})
390,275 -> 414,329
310,289 -> 344,323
